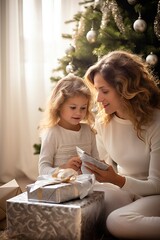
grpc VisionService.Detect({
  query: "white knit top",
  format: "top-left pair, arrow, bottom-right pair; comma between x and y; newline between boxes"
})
95,110 -> 160,196
39,123 -> 99,175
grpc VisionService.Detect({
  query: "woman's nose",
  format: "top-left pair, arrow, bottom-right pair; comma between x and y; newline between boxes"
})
96,92 -> 103,102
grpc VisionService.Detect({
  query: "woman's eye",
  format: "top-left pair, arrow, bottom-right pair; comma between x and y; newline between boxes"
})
102,90 -> 109,94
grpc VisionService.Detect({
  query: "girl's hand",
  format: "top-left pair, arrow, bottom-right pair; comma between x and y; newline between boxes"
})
85,162 -> 125,188
61,156 -> 82,172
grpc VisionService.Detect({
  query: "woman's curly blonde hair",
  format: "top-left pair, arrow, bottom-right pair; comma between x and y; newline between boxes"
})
85,50 -> 160,139
39,74 -> 95,131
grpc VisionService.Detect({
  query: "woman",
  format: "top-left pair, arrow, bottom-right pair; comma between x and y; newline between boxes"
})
85,50 -> 160,239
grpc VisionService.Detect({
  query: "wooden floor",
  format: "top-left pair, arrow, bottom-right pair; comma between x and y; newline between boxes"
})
15,175 -> 35,192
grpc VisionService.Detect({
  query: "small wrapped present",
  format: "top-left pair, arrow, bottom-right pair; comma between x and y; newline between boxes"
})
6,191 -> 105,240
76,146 -> 109,174
27,169 -> 95,203
0,179 -> 22,230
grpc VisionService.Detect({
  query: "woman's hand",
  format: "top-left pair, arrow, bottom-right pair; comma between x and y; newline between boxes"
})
61,156 -> 82,173
85,162 -> 125,188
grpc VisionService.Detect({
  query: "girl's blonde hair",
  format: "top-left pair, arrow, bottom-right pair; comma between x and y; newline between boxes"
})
85,50 -> 160,139
39,74 -> 94,131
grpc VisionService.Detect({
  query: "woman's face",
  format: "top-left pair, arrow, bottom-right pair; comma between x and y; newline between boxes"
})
94,72 -> 126,119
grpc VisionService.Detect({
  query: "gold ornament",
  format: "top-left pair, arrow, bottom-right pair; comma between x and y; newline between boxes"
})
154,0 -> 160,40
100,1 -> 111,29
78,16 -> 86,35
100,0 -> 125,34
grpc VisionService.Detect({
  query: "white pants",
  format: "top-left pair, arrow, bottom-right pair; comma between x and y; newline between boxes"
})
94,182 -> 160,239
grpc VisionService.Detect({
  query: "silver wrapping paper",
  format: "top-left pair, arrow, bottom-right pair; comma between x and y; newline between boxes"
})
27,182 -> 80,203
27,174 -> 95,203
6,191 -> 105,240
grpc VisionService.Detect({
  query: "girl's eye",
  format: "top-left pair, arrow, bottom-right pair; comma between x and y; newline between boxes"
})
81,107 -> 87,110
70,106 -> 76,110
69,106 -> 87,110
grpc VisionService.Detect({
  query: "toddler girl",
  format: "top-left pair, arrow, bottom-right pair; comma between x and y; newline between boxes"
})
38,74 -> 99,176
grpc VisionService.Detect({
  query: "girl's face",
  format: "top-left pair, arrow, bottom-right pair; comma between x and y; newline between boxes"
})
94,73 -> 126,119
58,95 -> 88,130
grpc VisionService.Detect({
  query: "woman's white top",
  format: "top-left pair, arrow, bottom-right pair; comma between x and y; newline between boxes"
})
95,110 -> 160,196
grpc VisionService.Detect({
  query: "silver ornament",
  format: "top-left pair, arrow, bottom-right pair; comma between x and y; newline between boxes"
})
66,62 -> 75,73
86,28 -> 97,43
133,17 -> 147,33
65,44 -> 75,56
146,53 -> 158,65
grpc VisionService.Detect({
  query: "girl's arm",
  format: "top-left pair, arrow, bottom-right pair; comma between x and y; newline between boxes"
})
38,129 -> 58,175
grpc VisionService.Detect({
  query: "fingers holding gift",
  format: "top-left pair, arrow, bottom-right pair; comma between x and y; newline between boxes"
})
84,162 -> 113,183
61,156 -> 82,172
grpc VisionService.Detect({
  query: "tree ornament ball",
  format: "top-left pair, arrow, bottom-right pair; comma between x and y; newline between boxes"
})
86,29 -> 97,43
94,0 -> 101,6
133,18 -> 147,33
146,53 -> 158,65
65,44 -> 75,56
66,62 -> 75,73
127,0 -> 137,5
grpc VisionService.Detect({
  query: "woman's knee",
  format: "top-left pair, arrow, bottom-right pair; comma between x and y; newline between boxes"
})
106,209 -> 143,238
106,209 -> 123,237
106,204 -> 160,239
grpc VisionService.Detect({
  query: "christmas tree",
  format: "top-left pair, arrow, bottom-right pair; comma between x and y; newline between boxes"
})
50,0 -> 160,84
34,0 -> 160,154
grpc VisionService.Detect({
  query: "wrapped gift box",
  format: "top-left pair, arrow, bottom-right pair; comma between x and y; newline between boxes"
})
0,179 -> 22,230
6,191 -> 105,240
27,182 -> 82,203
27,174 -> 95,204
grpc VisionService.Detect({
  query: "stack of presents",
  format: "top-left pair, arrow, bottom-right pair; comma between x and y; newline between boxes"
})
0,170 -> 105,240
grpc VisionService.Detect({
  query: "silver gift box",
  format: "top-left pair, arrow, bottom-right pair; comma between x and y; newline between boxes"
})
26,174 -> 95,204
6,191 -> 105,240
27,182 -> 86,203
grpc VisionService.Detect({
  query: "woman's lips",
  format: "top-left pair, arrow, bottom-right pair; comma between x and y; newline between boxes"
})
103,103 -> 110,108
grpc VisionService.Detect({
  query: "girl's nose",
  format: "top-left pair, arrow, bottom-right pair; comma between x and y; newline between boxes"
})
76,108 -> 82,115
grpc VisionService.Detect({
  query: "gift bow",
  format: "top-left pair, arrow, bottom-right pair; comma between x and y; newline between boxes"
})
29,168 -> 78,193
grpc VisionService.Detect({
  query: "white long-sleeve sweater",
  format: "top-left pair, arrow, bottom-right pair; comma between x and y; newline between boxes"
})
39,123 -> 99,175
95,110 -> 160,196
